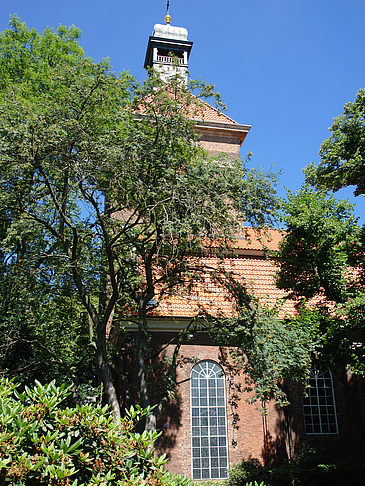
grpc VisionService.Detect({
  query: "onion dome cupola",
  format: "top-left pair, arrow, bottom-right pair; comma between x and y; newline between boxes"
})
144,14 -> 193,83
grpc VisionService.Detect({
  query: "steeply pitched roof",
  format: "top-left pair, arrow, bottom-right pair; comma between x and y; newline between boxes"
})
188,98 -> 240,125
154,252 -> 294,319
228,227 -> 284,251
148,228 -> 300,320
188,97 -> 251,146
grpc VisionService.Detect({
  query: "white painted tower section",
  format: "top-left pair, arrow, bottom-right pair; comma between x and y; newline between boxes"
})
153,23 -> 188,41
144,17 -> 192,84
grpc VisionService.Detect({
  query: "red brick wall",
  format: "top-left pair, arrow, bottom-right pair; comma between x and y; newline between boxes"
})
198,137 -> 241,158
194,128 -> 242,158
285,369 -> 365,459
153,334 -> 365,478
154,335 -> 287,477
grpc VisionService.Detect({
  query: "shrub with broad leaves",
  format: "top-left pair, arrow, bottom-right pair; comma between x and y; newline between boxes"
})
0,379 -> 191,485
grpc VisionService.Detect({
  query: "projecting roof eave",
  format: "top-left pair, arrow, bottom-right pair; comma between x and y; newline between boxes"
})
194,120 -> 251,146
121,317 -> 203,332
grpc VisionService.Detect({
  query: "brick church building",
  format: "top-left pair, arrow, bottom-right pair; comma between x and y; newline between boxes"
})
128,13 -> 365,481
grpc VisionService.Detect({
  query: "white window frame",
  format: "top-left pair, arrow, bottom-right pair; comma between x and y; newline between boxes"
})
190,360 -> 229,480
303,368 -> 339,435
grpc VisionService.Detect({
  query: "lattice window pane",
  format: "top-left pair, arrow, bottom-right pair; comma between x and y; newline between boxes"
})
190,360 -> 229,480
303,369 -> 338,435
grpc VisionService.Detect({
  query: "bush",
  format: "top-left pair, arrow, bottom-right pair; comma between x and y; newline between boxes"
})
0,378 -> 191,485
228,450 -> 365,486
268,447 -> 365,486
226,458 -> 268,486
197,481 -> 226,486
242,482 -> 268,486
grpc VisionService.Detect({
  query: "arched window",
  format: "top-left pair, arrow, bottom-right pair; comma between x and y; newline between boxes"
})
190,360 -> 228,480
303,368 -> 338,434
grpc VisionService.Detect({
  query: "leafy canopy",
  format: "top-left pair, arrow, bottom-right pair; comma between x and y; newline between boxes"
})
275,185 -> 365,374
0,16 -> 280,420
306,89 -> 365,196
275,185 -> 362,302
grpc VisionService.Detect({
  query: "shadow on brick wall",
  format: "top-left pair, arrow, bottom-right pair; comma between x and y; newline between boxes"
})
261,393 -> 304,466
156,397 -> 182,458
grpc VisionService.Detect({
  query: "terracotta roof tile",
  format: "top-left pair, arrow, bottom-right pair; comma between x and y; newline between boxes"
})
150,229 -> 356,321
135,90 -> 242,127
234,227 -> 284,251
187,98 -> 239,125
154,253 -> 295,319
204,228 -> 284,252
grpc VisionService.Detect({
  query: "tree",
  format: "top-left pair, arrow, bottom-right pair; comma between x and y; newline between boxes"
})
0,17 -> 133,417
306,89 -> 365,196
0,17 -> 280,422
275,186 -> 362,302
0,252 -> 95,404
207,272 -> 319,408
275,185 -> 365,373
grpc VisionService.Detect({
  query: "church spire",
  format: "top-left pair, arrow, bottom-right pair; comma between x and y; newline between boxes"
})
144,5 -> 193,84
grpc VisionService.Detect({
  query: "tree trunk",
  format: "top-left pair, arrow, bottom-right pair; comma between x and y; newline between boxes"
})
137,322 -> 151,410
96,320 -> 121,420
146,411 -> 157,432
137,306 -> 159,432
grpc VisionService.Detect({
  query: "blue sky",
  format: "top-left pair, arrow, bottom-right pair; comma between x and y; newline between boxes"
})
1,0 -> 364,224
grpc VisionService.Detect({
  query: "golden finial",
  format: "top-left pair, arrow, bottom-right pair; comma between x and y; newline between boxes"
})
165,0 -> 171,24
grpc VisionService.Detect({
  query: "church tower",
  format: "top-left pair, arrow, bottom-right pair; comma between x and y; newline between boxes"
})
143,10 -> 250,158
144,13 -> 193,83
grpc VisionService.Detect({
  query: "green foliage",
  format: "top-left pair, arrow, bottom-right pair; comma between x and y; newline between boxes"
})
240,158 -> 279,227
243,483 -> 268,486
275,185 -> 365,373
226,451 -> 365,486
195,481 -> 225,486
306,89 -> 365,196
226,458 -> 268,486
0,16 -> 280,417
276,185 -> 362,301
209,274 -> 318,405
0,378 -> 196,485
0,255 -> 95,392
0,15 -> 123,399
167,474 -> 195,486
269,448 -> 365,486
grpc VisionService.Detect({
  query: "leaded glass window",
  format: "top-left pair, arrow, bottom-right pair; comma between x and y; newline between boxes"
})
190,360 -> 228,480
303,368 -> 338,434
